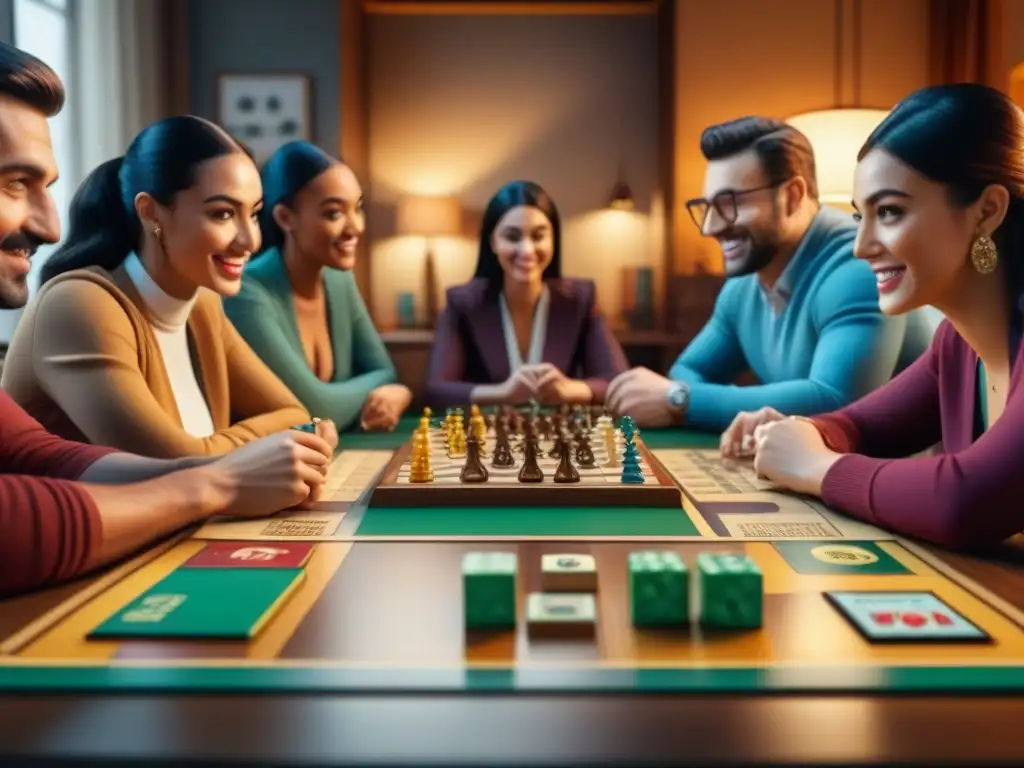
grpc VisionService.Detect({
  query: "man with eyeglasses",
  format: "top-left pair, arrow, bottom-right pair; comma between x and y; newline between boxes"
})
606,116 -> 929,443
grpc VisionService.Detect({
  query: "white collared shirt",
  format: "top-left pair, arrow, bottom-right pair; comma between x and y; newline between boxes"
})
499,284 -> 550,371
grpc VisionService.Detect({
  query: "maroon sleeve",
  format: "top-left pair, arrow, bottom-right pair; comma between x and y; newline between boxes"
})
0,391 -> 113,597
0,476 -> 101,597
812,323 -> 1024,550
423,303 -> 476,408
0,390 -> 115,479
576,282 -> 629,403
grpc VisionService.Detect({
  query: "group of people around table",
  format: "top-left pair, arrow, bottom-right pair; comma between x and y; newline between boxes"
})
0,39 -> 1022,599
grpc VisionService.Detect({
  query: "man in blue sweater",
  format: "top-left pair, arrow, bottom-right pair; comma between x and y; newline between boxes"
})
606,116 -> 930,433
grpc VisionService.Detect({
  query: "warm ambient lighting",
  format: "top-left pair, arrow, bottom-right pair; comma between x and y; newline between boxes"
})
608,179 -> 635,211
785,108 -> 889,205
396,196 -> 462,328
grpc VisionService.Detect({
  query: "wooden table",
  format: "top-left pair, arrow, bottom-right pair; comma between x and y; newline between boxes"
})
1,423 -> 1023,766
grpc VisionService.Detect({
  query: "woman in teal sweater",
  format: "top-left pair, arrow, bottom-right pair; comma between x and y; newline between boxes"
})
224,141 -> 411,431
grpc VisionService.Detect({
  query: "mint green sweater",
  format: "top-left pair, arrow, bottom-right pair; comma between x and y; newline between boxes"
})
223,249 -> 397,430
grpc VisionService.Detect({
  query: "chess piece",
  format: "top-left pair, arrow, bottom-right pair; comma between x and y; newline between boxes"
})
460,435 -> 489,483
548,432 -> 565,459
470,409 -> 488,455
409,430 -> 434,483
553,436 -> 580,484
449,420 -> 466,458
620,433 -> 645,484
575,435 -> 595,467
518,436 -> 544,482
492,426 -> 515,467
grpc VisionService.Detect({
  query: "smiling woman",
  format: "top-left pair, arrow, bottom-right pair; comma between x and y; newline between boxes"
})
0,115 -> 320,459
223,140 -> 409,433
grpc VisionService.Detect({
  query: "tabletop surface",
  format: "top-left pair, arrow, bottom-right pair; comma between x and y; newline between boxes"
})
2,420 -> 1023,766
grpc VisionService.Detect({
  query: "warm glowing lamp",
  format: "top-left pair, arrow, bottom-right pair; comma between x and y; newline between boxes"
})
396,195 -> 461,328
786,107 -> 889,205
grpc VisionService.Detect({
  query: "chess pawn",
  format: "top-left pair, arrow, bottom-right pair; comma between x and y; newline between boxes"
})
492,427 -> 515,467
553,436 -> 580,484
575,436 -> 595,467
409,431 -> 434,483
471,414 -> 488,455
449,427 -> 467,458
460,435 -> 489,483
518,436 -> 544,483
620,439 -> 644,484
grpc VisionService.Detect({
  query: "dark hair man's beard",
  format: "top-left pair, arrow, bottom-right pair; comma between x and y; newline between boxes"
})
722,226 -> 782,279
0,229 -> 44,309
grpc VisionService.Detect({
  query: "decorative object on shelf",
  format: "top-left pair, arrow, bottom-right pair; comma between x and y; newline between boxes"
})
396,196 -> 462,328
217,74 -> 312,164
396,292 -> 416,329
621,266 -> 654,330
784,0 -> 888,204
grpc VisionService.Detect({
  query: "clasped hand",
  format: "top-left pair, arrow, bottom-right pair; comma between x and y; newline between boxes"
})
498,363 -> 592,404
719,407 -> 841,497
360,383 -> 413,431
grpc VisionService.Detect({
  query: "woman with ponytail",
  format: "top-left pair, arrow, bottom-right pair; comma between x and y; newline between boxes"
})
1,115 -> 326,459
724,84 -> 1024,551
223,141 -> 409,432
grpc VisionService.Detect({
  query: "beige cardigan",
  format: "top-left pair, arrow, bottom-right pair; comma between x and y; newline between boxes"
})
1,265 -> 310,458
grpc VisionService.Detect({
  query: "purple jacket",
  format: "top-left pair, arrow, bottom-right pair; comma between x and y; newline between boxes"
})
423,277 -> 628,408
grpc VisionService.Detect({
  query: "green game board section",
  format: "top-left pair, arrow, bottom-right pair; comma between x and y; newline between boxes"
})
340,417 -> 720,452
356,505 -> 700,537
0,664 -> 1022,693
773,541 -> 911,575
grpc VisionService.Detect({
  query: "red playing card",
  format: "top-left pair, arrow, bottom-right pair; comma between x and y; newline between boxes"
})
182,541 -> 315,569
932,611 -> 954,625
900,612 -> 927,627
870,611 -> 894,625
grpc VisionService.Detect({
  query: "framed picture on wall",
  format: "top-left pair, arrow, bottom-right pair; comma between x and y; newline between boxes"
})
216,74 -> 312,164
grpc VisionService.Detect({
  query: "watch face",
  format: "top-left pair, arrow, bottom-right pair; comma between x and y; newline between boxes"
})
668,385 -> 687,409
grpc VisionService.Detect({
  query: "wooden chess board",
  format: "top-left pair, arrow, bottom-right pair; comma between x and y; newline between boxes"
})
368,422 -> 683,508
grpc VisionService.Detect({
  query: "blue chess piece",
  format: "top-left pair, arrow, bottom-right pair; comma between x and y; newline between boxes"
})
620,433 -> 645,484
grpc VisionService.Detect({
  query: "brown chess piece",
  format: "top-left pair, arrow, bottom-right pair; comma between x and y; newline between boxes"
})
492,426 -> 515,467
460,435 -> 489,483
548,432 -> 565,459
518,436 -> 544,482
554,436 -> 580,483
575,435 -> 596,467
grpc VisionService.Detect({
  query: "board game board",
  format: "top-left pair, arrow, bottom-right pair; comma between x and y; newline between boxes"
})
1,536 -> 1022,696
368,412 -> 684,508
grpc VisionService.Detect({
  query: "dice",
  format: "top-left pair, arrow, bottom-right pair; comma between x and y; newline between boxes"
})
697,552 -> 763,629
628,550 -> 689,627
462,552 -> 517,629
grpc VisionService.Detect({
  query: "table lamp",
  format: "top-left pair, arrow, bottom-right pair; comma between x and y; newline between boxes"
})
396,195 -> 462,328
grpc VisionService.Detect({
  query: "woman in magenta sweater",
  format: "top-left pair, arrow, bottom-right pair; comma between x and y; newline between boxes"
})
722,83 -> 1024,551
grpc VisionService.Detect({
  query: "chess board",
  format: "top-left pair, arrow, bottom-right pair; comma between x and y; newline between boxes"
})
368,420 -> 683,508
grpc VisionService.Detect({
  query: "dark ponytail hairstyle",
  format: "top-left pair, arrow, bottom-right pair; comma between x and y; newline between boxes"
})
473,180 -> 562,293
40,115 -> 246,284
858,83 -> 1024,319
258,140 -> 337,252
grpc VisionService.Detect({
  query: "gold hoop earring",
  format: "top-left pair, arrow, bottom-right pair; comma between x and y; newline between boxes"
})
971,234 -> 998,274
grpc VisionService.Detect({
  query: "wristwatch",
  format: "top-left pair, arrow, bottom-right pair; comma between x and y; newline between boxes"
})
666,382 -> 690,415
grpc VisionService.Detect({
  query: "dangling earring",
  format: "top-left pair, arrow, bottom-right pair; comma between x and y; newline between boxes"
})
971,233 -> 998,274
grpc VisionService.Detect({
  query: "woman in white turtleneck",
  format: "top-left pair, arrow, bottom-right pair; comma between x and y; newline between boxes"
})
2,116 -> 334,458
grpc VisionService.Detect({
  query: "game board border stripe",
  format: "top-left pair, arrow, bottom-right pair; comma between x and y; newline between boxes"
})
0,663 -> 1021,693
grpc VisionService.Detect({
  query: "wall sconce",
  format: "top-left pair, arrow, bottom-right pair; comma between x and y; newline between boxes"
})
608,177 -> 635,211
397,195 -> 462,328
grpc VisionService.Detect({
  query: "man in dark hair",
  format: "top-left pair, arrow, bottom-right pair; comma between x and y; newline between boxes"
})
0,42 -> 333,598
0,42 -> 65,309
607,115 -> 930,436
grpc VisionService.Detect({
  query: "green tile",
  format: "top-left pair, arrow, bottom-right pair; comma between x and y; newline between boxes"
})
773,541 -> 911,575
628,550 -> 689,627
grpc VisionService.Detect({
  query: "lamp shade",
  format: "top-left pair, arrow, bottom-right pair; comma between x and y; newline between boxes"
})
785,108 -> 889,204
396,196 -> 461,238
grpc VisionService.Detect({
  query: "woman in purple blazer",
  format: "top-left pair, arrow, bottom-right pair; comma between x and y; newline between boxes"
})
424,180 -> 628,409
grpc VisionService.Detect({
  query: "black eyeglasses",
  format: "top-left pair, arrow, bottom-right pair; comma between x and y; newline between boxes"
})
686,182 -> 783,231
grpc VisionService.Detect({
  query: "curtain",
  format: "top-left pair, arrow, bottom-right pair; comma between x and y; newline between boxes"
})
74,0 -> 185,174
928,0 -> 1000,85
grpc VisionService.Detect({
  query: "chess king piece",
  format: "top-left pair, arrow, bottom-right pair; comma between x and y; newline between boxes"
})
553,435 -> 580,484
460,435 -> 489,483
409,429 -> 434,483
518,434 -> 544,482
